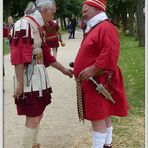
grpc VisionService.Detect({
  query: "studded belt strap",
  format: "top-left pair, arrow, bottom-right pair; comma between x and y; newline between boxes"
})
75,78 -> 84,123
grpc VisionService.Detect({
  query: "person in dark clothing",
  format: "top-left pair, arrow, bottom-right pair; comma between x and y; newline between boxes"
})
7,16 -> 14,40
67,20 -> 73,39
69,15 -> 77,39
79,19 -> 87,36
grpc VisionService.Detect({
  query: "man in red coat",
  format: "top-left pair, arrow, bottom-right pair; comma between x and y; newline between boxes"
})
44,19 -> 65,59
74,0 -> 128,148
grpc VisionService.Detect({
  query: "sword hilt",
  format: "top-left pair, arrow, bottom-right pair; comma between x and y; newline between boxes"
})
89,77 -> 98,86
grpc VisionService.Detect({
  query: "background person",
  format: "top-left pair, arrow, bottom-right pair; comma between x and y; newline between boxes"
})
79,19 -> 87,36
44,19 -> 65,59
67,20 -> 73,39
3,23 -> 9,39
7,16 -> 14,40
69,14 -> 77,39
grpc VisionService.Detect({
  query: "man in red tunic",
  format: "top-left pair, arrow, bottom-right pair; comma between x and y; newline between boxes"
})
10,0 -> 73,148
74,0 -> 128,148
44,19 -> 65,59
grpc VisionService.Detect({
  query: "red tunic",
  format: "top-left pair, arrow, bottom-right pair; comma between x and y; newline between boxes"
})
3,27 -> 9,38
74,20 -> 128,121
44,20 -> 60,48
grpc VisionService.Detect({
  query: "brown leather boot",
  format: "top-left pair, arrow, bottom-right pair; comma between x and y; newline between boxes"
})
32,144 -> 40,148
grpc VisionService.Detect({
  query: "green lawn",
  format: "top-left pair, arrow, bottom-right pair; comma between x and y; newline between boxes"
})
3,38 -> 10,55
119,31 -> 145,117
112,31 -> 145,148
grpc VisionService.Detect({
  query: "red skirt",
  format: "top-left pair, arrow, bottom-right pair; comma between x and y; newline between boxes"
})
81,76 -> 128,121
46,40 -> 59,48
14,88 -> 52,117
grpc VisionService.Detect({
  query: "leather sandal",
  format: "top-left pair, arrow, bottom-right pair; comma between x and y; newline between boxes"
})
32,143 -> 40,148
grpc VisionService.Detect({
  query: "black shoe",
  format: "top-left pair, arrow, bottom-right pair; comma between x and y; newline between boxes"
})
104,144 -> 112,148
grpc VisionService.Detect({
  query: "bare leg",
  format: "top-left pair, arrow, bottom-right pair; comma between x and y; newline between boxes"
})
105,117 -> 112,128
52,47 -> 58,59
23,114 -> 43,148
92,119 -> 107,133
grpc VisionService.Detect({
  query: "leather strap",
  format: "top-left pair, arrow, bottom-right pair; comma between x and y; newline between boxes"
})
25,15 -> 45,42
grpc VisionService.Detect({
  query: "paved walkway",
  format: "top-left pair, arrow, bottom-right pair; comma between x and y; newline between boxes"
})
4,30 -> 91,148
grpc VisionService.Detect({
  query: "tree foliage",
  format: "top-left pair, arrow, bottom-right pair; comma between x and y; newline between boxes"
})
3,0 -> 145,46
55,0 -> 83,18
106,0 -> 145,47
4,0 -> 31,21
3,0 -> 83,21
4,0 -> 83,29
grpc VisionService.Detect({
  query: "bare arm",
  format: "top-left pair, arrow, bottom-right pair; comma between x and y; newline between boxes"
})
57,30 -> 62,42
13,64 -> 24,98
50,61 -> 73,78
57,30 -> 65,47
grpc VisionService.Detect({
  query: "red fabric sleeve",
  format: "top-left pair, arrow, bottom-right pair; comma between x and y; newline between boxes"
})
10,19 -> 34,65
95,22 -> 120,71
41,43 -> 56,67
10,33 -> 33,65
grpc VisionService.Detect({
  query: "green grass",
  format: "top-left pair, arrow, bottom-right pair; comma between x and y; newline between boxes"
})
3,38 -> 10,55
118,31 -> 145,117
111,31 -> 145,147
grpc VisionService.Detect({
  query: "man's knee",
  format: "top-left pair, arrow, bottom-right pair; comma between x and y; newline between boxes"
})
26,114 -> 43,128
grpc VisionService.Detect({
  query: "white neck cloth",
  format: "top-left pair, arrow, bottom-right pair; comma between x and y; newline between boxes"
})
85,12 -> 108,33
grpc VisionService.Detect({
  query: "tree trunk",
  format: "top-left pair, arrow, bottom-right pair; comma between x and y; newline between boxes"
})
60,17 -> 64,30
136,0 -> 145,47
128,2 -> 135,36
120,2 -> 128,33
3,0 -> 12,22
63,18 -> 67,30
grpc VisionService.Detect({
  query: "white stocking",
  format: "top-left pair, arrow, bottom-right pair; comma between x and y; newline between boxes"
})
105,126 -> 113,145
33,125 -> 40,145
92,131 -> 107,148
23,126 -> 36,148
